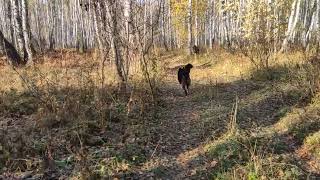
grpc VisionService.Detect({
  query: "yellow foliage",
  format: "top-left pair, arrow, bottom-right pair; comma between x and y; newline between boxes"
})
170,0 -> 208,44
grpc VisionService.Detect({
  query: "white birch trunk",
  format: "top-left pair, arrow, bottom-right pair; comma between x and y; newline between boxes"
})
21,0 -> 33,64
281,0 -> 302,51
187,0 -> 193,54
11,0 -> 25,62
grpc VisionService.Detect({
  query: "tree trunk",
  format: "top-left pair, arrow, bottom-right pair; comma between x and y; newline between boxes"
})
11,0 -> 25,62
161,0 -> 169,51
124,0 -> 132,79
317,0 -> 320,51
93,2 -> 104,58
0,30 -> 22,66
187,0 -> 193,55
106,0 -> 126,86
281,0 -> 301,52
195,0 -> 198,46
7,1 -> 16,48
21,0 -> 33,65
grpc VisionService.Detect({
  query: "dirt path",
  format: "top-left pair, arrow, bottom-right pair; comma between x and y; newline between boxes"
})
135,58 -> 320,179
135,61 -> 280,179
142,70 -> 233,179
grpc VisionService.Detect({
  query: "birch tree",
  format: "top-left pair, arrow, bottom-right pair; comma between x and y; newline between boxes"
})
11,0 -> 25,63
0,30 -> 22,66
0,0 -> 318,70
187,0 -> 193,54
105,1 -> 126,85
21,0 -> 33,64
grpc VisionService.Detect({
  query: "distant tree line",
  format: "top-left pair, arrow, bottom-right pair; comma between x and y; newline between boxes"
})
0,0 -> 319,69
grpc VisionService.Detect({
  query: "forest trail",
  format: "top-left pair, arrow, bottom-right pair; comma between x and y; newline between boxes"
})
136,53 -> 312,179
141,62 -> 240,179
133,53 -> 318,179
2,53 -> 319,179
152,78 -> 211,179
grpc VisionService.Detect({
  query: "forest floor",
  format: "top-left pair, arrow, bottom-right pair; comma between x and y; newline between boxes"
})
136,51 -> 320,179
0,49 -> 320,179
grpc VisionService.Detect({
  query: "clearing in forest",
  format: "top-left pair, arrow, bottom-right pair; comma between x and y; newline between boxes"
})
0,50 -> 319,179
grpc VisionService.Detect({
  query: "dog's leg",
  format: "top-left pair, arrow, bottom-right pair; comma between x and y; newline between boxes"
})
186,86 -> 189,95
186,78 -> 191,95
182,84 -> 188,96
184,87 -> 188,96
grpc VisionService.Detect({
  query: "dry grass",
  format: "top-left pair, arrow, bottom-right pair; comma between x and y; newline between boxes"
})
0,48 -> 320,179
146,48 -> 319,179
0,49 -> 158,178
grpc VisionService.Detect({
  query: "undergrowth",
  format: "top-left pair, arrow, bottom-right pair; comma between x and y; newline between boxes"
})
0,49 -> 319,179
202,52 -> 320,179
0,51 -> 159,178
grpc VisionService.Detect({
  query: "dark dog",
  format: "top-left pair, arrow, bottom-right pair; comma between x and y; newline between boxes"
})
193,45 -> 200,54
178,63 -> 193,96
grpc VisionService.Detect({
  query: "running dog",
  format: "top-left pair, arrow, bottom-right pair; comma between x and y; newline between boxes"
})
178,63 -> 193,96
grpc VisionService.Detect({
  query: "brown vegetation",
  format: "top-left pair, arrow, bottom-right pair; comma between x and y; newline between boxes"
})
0,49 -> 319,179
